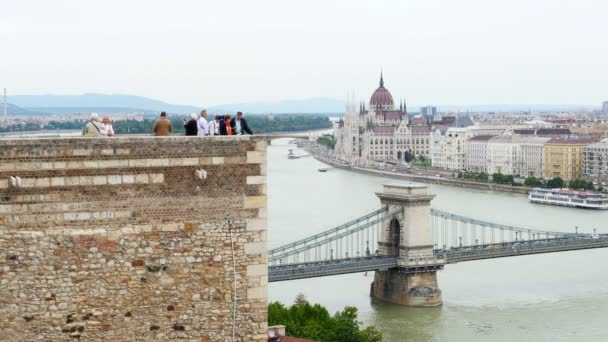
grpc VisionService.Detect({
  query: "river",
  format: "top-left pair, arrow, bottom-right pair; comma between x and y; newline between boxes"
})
268,139 -> 608,342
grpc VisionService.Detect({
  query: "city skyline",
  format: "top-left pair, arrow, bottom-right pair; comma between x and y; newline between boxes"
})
1,0 -> 607,107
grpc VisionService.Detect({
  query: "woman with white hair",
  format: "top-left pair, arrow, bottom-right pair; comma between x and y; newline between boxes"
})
82,112 -> 104,137
183,113 -> 198,136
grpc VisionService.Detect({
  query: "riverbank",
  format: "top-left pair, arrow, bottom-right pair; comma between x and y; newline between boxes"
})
301,143 -> 530,195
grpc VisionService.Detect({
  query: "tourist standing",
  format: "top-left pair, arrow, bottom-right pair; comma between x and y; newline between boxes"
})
230,112 -> 253,135
184,113 -> 198,136
197,110 -> 209,136
208,115 -> 221,136
153,112 -> 172,136
82,112 -> 104,137
220,114 -> 233,135
101,116 -> 114,137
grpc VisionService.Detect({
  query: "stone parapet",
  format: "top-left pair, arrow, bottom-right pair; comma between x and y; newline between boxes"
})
0,136 -> 268,341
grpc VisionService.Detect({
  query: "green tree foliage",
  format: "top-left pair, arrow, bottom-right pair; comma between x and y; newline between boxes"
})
268,295 -> 383,342
459,172 -> 490,182
0,114 -> 332,135
524,176 -> 543,187
546,177 -> 565,189
317,134 -> 336,149
569,179 -> 594,190
492,173 -> 514,185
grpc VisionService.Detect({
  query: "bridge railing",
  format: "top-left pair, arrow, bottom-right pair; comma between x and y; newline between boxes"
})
430,209 -> 580,250
269,208 -> 401,266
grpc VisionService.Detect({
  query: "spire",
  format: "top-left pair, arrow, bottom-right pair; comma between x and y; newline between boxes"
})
399,100 -> 403,112
379,70 -> 384,88
404,98 -> 407,113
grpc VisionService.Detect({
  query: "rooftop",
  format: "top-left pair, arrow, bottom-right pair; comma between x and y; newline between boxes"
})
547,138 -> 599,145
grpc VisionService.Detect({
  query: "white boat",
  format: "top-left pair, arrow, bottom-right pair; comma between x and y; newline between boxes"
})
528,188 -> 608,210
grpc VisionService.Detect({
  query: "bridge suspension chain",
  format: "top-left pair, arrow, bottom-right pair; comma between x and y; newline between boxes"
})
431,209 -> 581,250
269,209 -> 401,265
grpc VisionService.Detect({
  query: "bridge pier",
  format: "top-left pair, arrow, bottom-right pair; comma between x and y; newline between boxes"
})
371,183 -> 443,307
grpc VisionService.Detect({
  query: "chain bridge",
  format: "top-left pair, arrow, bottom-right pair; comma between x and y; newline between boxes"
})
269,182 -> 608,306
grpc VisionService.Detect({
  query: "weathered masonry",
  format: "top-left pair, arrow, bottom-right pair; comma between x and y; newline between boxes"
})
0,136 -> 268,341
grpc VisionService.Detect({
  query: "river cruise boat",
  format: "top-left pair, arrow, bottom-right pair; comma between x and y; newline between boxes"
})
528,188 -> 608,210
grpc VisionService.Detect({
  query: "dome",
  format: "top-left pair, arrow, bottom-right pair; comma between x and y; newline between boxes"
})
370,73 -> 394,109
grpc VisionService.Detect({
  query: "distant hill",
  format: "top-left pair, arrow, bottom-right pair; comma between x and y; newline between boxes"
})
5,93 -> 600,116
1,103 -> 48,116
8,94 -> 201,115
209,97 -> 345,114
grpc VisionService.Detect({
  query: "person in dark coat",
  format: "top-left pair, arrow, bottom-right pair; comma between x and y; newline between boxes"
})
230,112 -> 253,135
219,114 -> 233,135
183,113 -> 198,136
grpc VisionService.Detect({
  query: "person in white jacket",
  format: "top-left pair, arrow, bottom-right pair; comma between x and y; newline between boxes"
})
208,115 -> 221,136
197,110 -> 209,136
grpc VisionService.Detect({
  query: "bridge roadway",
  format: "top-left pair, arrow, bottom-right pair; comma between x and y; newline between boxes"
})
440,235 -> 608,263
269,235 -> 608,282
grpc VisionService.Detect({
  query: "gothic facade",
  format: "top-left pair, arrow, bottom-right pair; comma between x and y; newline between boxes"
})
334,74 -> 431,165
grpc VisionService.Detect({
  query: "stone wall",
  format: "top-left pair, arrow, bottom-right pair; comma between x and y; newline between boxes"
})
0,136 -> 268,341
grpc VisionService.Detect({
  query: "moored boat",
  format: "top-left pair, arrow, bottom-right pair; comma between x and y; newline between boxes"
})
528,188 -> 608,210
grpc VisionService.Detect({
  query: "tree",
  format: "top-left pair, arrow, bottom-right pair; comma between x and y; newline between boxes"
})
569,179 -> 594,190
294,293 -> 308,306
524,176 -> 543,187
477,172 -> 489,182
268,296 -> 383,342
546,177 -> 565,189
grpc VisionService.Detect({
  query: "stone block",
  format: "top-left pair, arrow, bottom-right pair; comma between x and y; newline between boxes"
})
244,196 -> 266,209
84,161 -> 99,169
150,174 -> 165,184
72,149 -> 92,156
244,242 -> 266,255
247,286 -> 268,300
247,264 -> 268,277
93,176 -> 108,185
212,157 -> 225,165
80,176 -> 94,186
108,175 -> 122,185
65,177 -> 80,186
246,218 -> 266,232
0,179 -> 8,189
101,149 -> 115,155
35,178 -> 51,187
122,174 -> 135,184
255,140 -> 267,152
247,151 -> 265,164
246,176 -> 266,185
50,177 -> 65,187
182,158 -> 199,166
135,174 -> 149,184
129,159 -> 147,167
53,161 -> 67,169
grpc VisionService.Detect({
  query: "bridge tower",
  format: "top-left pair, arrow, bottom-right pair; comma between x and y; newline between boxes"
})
372,183 -> 443,306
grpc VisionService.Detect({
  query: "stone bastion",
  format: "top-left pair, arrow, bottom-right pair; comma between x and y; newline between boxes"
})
0,136 -> 268,341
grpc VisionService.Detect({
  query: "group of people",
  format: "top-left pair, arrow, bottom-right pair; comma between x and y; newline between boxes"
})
154,110 -> 254,137
82,113 -> 114,137
82,110 -> 253,137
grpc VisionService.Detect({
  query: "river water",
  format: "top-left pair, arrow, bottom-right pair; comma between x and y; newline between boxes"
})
267,139 -> 608,342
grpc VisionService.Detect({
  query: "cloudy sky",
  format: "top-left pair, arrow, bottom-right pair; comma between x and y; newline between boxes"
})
1,0 -> 607,107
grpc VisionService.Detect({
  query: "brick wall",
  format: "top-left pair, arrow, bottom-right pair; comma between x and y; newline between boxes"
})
0,136 -> 268,341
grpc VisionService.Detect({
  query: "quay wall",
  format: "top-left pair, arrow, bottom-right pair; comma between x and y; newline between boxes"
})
308,149 -> 530,195
0,136 -> 268,341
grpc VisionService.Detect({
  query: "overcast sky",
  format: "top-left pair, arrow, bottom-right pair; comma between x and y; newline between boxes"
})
1,0 -> 607,107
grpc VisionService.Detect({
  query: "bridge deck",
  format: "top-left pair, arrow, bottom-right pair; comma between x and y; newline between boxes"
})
440,236 -> 608,263
269,256 -> 398,282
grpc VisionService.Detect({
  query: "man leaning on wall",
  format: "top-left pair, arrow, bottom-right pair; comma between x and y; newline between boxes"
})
153,112 -> 172,136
